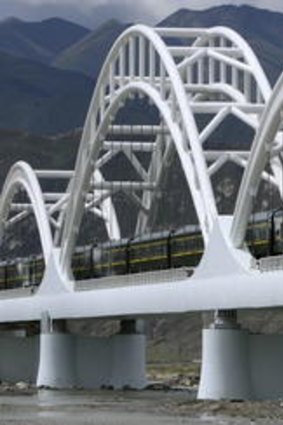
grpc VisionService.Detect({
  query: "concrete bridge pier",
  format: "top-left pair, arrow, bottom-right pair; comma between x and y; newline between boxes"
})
36,313 -> 76,388
36,316 -> 146,389
111,319 -> 147,389
198,310 -> 252,400
0,327 -> 38,384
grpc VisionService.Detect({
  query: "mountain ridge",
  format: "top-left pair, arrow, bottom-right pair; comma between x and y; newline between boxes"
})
0,5 -> 282,135
0,16 -> 90,64
54,19 -> 130,78
0,50 -> 93,135
159,4 -> 283,84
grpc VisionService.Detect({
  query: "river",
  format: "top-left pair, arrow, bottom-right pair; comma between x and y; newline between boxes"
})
0,388 -> 282,425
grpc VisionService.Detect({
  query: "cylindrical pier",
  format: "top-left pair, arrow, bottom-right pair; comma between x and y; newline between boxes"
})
111,319 -> 147,389
198,310 -> 252,400
36,314 -> 76,388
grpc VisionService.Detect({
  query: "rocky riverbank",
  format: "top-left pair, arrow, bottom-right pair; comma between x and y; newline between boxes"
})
1,372 -> 283,424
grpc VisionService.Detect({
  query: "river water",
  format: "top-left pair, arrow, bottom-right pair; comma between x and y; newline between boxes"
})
0,389 -> 282,425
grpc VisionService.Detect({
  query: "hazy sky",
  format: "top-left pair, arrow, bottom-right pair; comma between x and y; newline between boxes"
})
1,0 -> 283,28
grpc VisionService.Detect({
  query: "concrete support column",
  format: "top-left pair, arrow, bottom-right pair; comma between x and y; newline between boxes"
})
198,310 -> 252,400
36,313 -> 76,388
111,319 -> 147,389
0,329 -> 38,383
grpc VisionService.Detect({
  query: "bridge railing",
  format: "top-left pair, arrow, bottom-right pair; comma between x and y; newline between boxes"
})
76,266 -> 193,291
251,254 -> 283,273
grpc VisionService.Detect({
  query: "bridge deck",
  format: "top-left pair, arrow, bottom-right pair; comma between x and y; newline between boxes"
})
0,287 -> 32,300
0,267 -> 193,301
76,267 -> 193,291
0,264 -> 283,324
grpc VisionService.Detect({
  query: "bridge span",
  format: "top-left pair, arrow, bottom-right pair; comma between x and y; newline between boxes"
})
1,24 -> 283,399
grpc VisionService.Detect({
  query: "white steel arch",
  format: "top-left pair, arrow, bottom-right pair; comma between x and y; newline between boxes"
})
31,168 -> 121,246
58,25 -> 214,275
60,81 -> 211,276
231,72 -> 283,248
91,169 -> 121,241
57,24 -> 276,276
0,161 -> 53,264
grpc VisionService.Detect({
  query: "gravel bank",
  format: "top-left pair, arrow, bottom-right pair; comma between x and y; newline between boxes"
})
0,387 -> 282,425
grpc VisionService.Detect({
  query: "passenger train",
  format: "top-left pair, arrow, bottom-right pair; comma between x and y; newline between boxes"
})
0,210 -> 282,290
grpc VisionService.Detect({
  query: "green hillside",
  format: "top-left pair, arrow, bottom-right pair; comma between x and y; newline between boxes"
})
0,128 -> 79,180
0,51 -> 93,135
54,19 -> 130,78
1,7 -> 283,135
0,17 -> 89,64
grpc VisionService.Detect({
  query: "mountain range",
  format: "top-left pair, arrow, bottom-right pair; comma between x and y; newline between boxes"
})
54,19 -> 129,78
160,5 -> 283,85
0,17 -> 89,64
0,5 -> 282,135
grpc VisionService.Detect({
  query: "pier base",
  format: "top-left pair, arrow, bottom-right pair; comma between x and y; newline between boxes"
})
76,319 -> 147,389
198,310 -> 283,400
37,315 -> 76,388
36,317 -> 146,389
0,330 -> 38,383
198,310 -> 252,400
111,320 -> 147,389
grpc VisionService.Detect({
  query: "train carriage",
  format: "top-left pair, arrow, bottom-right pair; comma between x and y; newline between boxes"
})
129,231 -> 170,274
171,225 -> 203,268
2,209 -> 283,290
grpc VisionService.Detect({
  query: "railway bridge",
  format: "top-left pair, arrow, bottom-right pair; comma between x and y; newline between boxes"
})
1,24 -> 283,399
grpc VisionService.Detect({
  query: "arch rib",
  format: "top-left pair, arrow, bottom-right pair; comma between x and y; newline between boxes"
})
0,161 -> 53,264
92,169 -> 120,240
156,26 -> 271,102
207,26 -> 271,102
59,24 -> 220,274
231,72 -> 283,248
58,24 -> 276,275
60,81 -> 213,275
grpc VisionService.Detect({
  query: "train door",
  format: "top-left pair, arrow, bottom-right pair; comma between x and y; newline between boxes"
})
269,208 -> 283,256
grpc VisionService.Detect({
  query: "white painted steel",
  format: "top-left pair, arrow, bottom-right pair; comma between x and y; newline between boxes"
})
232,72 -> 283,248
58,25 -> 211,267
0,161 -> 53,264
57,24 -> 273,277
